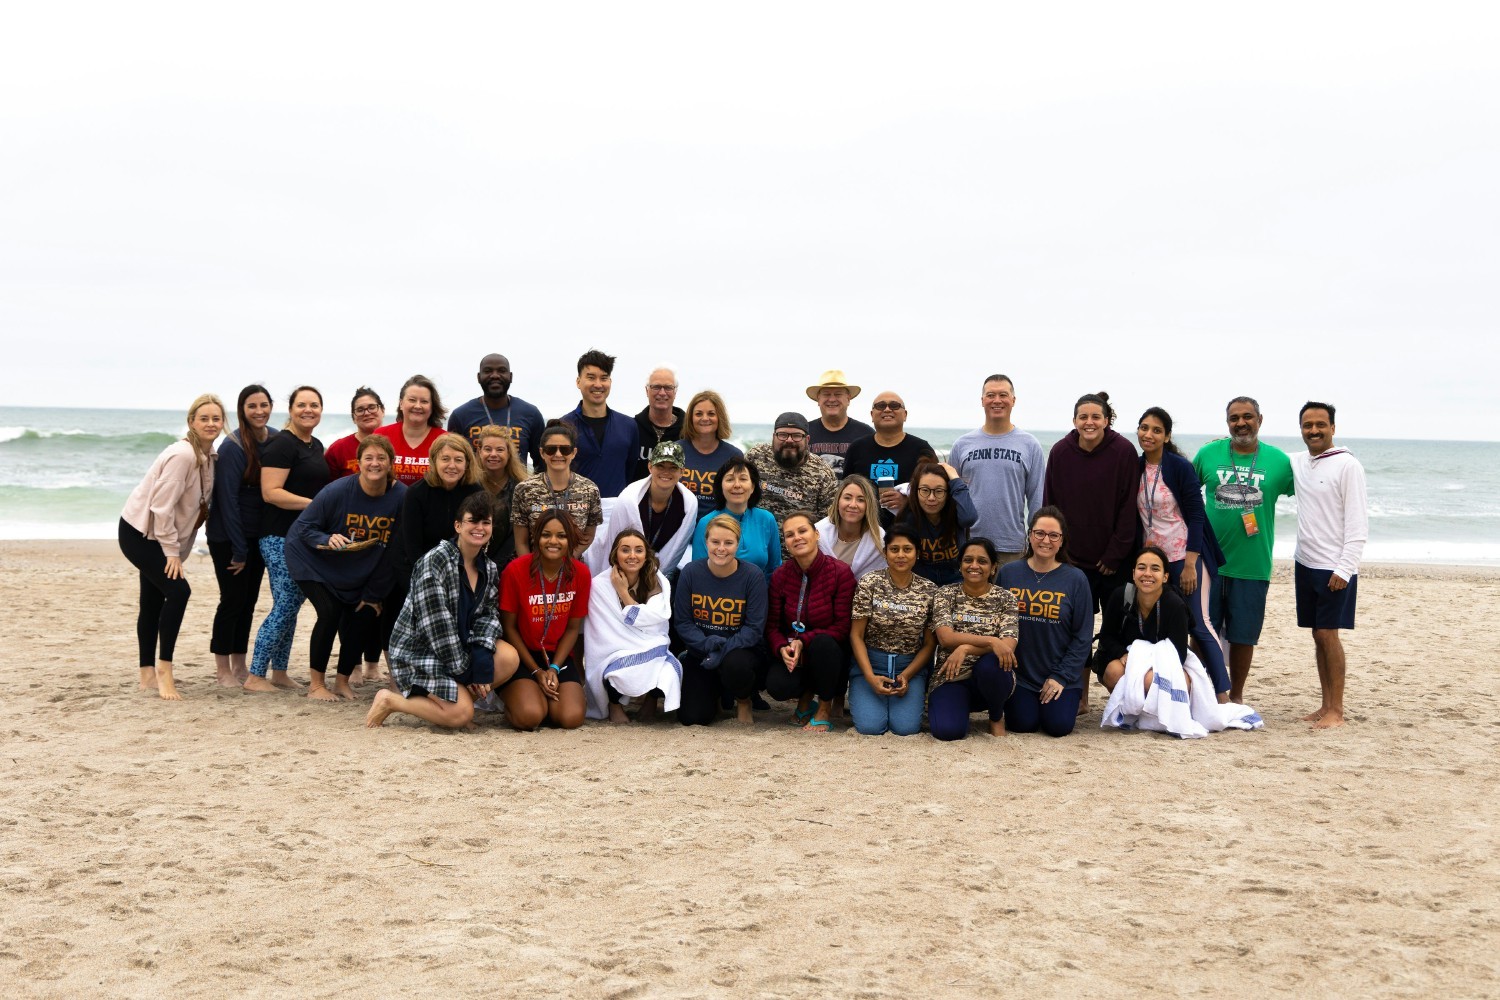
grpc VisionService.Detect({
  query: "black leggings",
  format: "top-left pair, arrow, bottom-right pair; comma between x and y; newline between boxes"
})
764,633 -> 848,703
679,646 -> 768,726
118,518 -> 192,666
208,540 -> 265,656
295,579 -> 378,677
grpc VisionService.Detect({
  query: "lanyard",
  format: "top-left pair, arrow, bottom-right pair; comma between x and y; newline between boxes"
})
537,566 -> 561,652
1136,601 -> 1158,642
1143,462 -> 1162,532
1232,446 -> 1260,484
482,401 -> 512,434
547,473 -> 575,515
791,572 -> 810,634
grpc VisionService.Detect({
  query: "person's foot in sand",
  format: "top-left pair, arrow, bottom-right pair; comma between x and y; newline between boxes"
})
637,695 -> 660,724
366,688 -> 398,727
333,677 -> 358,700
1301,707 -> 1326,722
139,666 -> 159,692
608,703 -> 631,724
269,670 -> 303,690
734,698 -> 754,725
1311,708 -> 1345,729
242,674 -> 277,693
307,673 -> 339,701
154,663 -> 182,701
214,655 -> 239,687
361,660 -> 384,685
989,719 -> 1005,736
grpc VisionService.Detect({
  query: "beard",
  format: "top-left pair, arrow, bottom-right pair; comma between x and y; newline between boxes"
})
774,444 -> 803,469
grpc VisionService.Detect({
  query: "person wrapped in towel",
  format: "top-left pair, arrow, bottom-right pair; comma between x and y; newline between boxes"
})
584,528 -> 683,723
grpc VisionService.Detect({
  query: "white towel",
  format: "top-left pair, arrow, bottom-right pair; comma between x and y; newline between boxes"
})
1101,639 -> 1264,739
591,479 -> 700,576
582,569 -> 683,720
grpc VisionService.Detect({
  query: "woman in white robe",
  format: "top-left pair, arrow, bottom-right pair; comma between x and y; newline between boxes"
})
584,528 -> 682,722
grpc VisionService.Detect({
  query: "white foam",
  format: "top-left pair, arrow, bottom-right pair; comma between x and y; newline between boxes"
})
0,427 -> 27,444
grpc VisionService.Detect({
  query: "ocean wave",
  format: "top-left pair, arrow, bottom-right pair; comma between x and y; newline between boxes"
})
0,427 -> 179,449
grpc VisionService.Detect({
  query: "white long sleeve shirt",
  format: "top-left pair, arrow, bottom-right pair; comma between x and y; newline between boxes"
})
1292,449 -> 1368,580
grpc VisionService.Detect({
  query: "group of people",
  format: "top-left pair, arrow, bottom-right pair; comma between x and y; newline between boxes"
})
118,351 -> 1368,736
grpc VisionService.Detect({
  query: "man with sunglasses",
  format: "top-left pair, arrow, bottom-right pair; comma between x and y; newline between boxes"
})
747,412 -> 839,534
841,391 -> 936,525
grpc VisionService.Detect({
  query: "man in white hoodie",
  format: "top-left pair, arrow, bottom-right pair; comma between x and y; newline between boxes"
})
1291,401 -> 1368,730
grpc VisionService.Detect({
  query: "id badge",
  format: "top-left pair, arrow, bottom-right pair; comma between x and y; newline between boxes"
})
1241,510 -> 1259,536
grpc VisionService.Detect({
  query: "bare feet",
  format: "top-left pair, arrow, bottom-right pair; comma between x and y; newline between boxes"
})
734,699 -> 754,725
988,720 -> 1006,736
139,667 -> 159,692
307,679 -> 339,702
365,689 -> 398,728
637,697 -> 660,724
361,661 -> 384,684
231,655 -> 249,684
608,704 -> 631,725
333,678 -> 358,701
1311,709 -> 1346,729
1301,708 -> 1326,722
269,670 -> 304,690
156,664 -> 183,701
216,665 -> 240,687
243,675 -> 278,693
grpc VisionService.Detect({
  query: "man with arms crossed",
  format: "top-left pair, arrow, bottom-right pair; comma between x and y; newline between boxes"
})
950,374 -> 1045,564
1291,401 -> 1367,729
1193,396 -> 1294,704
448,353 -> 546,471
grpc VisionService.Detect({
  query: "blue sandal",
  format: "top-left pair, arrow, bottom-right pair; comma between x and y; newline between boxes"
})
802,718 -> 833,733
791,699 -> 819,726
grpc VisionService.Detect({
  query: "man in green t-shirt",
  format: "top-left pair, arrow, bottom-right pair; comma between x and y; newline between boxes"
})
1192,396 -> 1294,703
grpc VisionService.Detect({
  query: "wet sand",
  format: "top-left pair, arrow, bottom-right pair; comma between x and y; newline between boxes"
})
2,541 -> 1496,997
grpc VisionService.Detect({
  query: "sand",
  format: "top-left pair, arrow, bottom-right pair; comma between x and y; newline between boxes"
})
1,540 -> 1496,998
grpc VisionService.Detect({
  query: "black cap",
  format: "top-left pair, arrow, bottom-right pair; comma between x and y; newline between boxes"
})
774,412 -> 810,434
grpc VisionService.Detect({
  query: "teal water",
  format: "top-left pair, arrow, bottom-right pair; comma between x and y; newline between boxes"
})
3,406 -> 1496,564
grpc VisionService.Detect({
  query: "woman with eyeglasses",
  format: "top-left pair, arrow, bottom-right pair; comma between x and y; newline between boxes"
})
897,460 -> 978,587
323,387 -> 386,479
996,506 -> 1094,736
511,419 -> 603,560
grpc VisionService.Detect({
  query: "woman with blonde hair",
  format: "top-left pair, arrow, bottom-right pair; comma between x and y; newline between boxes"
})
475,424 -> 528,576
815,474 -> 887,581
680,390 -> 742,515
389,433 -> 483,632
119,393 -> 225,700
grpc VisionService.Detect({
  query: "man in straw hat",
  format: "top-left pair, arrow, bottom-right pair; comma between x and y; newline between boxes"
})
805,369 -> 873,478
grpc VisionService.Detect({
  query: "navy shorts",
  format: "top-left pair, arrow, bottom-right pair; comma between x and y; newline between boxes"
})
1294,562 -> 1358,630
1208,575 -> 1271,646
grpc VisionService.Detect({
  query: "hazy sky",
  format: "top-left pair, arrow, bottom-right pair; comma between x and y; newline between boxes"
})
3,2 -> 1495,440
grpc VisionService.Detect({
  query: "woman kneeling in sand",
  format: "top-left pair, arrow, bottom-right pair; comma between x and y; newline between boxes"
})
366,493 -> 520,729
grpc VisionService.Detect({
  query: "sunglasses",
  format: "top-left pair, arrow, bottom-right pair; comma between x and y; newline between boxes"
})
870,401 -> 904,411
542,444 -> 575,456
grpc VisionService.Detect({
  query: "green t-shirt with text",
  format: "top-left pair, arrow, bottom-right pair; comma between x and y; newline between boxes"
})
1192,438 -> 1294,582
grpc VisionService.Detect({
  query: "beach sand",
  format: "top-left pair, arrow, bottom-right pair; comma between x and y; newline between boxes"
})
1,540 -> 1496,998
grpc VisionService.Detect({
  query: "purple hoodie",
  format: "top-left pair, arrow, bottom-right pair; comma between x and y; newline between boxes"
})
1043,428 -> 1141,571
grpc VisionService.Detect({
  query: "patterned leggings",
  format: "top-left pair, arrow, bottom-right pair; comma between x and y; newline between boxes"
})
249,535 -> 304,677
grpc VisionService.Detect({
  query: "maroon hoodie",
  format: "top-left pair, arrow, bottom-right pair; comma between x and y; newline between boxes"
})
1043,428 -> 1141,571
766,550 -> 856,651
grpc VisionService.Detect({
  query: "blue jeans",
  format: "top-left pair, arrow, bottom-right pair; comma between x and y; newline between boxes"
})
847,649 -> 926,736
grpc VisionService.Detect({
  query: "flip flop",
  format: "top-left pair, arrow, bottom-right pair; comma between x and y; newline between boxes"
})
790,699 -> 819,726
802,718 -> 833,733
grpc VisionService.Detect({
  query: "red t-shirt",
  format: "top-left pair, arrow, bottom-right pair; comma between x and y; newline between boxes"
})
499,554 -> 591,653
374,424 -> 446,486
324,433 -> 361,479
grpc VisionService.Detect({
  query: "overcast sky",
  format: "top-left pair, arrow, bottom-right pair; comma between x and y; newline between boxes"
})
2,2 -> 1495,440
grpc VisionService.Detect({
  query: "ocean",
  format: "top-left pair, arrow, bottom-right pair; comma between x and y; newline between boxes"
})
3,405 -> 1496,565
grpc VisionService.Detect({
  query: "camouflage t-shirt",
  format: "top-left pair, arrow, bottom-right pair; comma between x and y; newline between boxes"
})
511,472 -> 603,539
747,443 -> 840,528
852,570 -> 937,656
931,583 -> 1019,690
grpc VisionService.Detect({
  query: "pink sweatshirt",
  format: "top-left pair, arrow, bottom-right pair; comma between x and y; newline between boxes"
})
121,440 -> 216,559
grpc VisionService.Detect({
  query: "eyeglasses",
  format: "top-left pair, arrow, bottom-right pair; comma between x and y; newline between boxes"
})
773,432 -> 806,442
1030,529 -> 1063,541
647,383 -> 677,392
353,404 -> 383,415
871,401 -> 904,412
541,444 -> 575,456
916,487 -> 947,498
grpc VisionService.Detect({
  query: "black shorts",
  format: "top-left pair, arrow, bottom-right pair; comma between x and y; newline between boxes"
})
500,648 -> 582,688
1294,562 -> 1358,630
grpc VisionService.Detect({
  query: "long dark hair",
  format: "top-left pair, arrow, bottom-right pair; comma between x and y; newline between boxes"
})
1137,406 -> 1182,457
1021,505 -> 1073,565
528,510 -> 580,586
900,459 -> 960,545
237,384 -> 273,486
608,528 -> 662,604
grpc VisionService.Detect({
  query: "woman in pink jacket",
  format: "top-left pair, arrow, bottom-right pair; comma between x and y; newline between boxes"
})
118,394 -> 225,700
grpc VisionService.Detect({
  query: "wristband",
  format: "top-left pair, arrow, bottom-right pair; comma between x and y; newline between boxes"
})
548,663 -> 562,673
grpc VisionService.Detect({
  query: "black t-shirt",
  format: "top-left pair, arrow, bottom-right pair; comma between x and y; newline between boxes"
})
258,430 -> 330,538
842,432 -> 937,487
639,487 -> 687,553
807,417 -> 874,478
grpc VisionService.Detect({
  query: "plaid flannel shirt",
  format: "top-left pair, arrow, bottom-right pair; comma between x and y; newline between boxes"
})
389,540 -> 502,703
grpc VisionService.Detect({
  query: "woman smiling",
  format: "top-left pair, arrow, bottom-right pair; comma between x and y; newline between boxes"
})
583,529 -> 682,723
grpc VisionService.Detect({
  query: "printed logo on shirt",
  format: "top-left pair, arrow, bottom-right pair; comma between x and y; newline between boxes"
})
1211,466 -> 1268,510
870,459 -> 899,483
342,512 -> 395,544
961,446 -> 1027,463
1008,586 -> 1063,621
691,593 -> 744,628
682,468 -> 717,499
919,537 -> 959,563
761,480 -> 811,505
466,424 -> 523,451
953,611 -> 999,628
872,598 -> 920,616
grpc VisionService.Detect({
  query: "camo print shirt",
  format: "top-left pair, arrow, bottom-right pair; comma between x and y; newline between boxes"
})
930,582 -> 1019,691
852,570 -> 937,656
746,443 -> 840,529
